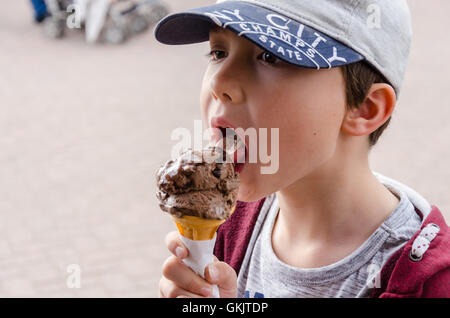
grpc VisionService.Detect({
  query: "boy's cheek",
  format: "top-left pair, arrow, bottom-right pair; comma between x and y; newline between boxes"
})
238,140 -> 328,202
200,91 -> 213,126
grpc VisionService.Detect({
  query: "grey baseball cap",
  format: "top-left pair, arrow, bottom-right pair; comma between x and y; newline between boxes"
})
155,0 -> 412,96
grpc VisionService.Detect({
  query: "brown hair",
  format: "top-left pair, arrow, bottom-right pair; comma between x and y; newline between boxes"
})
341,61 -> 393,147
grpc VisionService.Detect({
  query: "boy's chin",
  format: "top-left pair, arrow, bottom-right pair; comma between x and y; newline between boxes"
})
236,183 -> 268,203
235,164 -> 277,202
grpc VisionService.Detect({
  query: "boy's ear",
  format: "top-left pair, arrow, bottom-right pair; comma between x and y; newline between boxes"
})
341,83 -> 396,137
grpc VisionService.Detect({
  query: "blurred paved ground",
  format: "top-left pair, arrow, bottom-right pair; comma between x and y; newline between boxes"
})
0,0 -> 449,297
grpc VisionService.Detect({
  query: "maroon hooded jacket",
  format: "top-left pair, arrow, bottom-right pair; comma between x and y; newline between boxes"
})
214,199 -> 450,298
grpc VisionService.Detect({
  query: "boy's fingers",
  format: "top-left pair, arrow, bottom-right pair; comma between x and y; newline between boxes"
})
164,231 -> 188,259
162,255 -> 214,297
159,276 -> 205,298
204,261 -> 237,298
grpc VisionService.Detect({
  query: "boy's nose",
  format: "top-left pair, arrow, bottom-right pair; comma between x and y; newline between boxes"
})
209,64 -> 245,105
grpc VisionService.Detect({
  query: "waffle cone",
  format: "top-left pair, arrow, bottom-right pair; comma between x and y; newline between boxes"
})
172,206 -> 236,240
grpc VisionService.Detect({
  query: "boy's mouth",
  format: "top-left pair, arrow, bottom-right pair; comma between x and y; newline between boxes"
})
213,126 -> 248,174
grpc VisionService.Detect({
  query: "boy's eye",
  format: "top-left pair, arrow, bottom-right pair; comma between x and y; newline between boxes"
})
206,49 -> 282,65
207,50 -> 227,61
259,51 -> 280,64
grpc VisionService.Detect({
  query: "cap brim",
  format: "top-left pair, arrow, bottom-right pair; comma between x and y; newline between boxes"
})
155,1 -> 363,69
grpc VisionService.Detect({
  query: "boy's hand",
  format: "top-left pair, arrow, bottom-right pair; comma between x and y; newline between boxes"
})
159,231 -> 237,298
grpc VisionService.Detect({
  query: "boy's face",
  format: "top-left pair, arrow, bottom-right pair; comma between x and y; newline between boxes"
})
200,27 -> 348,202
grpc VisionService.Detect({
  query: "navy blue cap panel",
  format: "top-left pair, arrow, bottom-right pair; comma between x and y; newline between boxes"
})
155,13 -> 214,45
155,1 -> 364,69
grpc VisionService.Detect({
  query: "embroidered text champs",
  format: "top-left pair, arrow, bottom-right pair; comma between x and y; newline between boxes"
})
203,7 -> 348,69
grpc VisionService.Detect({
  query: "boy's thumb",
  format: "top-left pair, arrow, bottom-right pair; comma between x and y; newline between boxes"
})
204,261 -> 237,298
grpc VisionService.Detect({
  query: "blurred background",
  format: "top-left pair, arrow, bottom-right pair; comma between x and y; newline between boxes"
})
0,0 -> 449,297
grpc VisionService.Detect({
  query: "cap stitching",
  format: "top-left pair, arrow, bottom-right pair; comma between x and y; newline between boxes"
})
241,0 -> 372,66
244,0 -> 348,46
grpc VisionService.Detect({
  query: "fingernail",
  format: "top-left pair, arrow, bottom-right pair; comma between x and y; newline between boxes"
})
175,246 -> 185,258
200,286 -> 212,297
208,264 -> 219,282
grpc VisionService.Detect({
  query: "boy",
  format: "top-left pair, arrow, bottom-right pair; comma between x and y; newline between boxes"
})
155,0 -> 449,297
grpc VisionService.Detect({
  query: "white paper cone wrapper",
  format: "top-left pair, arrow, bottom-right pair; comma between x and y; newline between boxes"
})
179,235 -> 220,298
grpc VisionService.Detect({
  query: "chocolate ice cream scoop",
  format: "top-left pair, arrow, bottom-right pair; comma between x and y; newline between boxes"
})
156,147 -> 240,220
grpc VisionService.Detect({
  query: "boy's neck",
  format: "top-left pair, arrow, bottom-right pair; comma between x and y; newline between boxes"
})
273,146 -> 400,268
